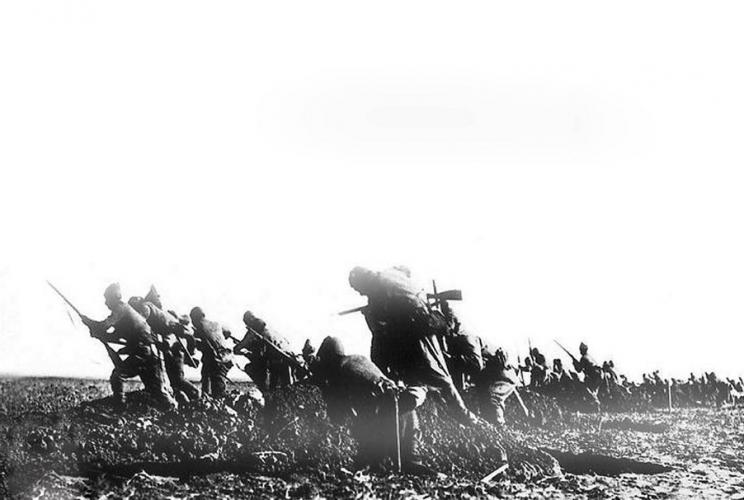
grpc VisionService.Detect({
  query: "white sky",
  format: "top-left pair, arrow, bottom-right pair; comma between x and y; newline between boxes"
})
1,2 -> 743,381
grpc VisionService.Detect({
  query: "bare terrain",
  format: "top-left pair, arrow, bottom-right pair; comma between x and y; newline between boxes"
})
1,377 -> 743,499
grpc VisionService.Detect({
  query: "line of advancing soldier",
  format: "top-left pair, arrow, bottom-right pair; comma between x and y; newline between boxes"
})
73,267 -> 744,475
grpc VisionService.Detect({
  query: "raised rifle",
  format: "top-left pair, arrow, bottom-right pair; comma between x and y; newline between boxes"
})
553,339 -> 579,364
46,281 -> 122,369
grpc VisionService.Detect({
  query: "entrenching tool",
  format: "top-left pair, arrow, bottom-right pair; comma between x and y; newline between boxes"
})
46,281 -> 122,369
393,390 -> 402,473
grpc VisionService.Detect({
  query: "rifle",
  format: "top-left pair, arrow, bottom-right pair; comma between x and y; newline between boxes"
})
338,305 -> 367,316
553,339 -> 579,364
246,327 -> 309,376
528,338 -> 535,363
338,288 -> 463,316
46,281 -> 122,369
516,356 -> 526,386
427,289 -> 463,307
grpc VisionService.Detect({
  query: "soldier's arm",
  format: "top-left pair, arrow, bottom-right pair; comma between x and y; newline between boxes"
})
233,334 -> 253,355
81,312 -> 119,341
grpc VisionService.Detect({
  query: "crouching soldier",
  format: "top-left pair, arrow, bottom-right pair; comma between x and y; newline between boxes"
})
129,296 -> 200,404
80,283 -> 176,408
311,336 -> 401,470
190,307 -> 234,399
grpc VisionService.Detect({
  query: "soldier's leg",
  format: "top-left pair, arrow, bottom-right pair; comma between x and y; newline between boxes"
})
416,336 -> 476,424
246,358 -> 268,392
178,379 -> 201,402
141,357 -> 176,408
394,386 -> 427,470
110,368 -> 126,405
210,362 -> 230,400
488,381 -> 515,425
201,362 -> 212,396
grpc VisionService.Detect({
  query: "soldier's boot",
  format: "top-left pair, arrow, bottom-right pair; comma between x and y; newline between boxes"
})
400,412 -> 435,476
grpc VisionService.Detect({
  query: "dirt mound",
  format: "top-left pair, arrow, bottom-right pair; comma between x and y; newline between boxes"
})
417,394 -> 560,481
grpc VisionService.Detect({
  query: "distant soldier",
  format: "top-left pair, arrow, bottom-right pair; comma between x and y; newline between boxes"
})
129,296 -> 200,404
302,338 -> 317,366
522,348 -> 549,389
311,336 -> 398,467
548,358 -> 572,394
572,342 -> 603,411
80,283 -> 175,408
446,333 -> 485,392
190,307 -> 233,399
440,302 -> 484,391
349,265 -> 477,473
233,310 -> 294,392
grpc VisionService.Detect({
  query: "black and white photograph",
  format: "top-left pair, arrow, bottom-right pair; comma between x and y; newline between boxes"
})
2,2 -> 744,498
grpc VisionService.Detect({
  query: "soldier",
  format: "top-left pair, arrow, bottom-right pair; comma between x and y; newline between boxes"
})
302,338 -> 317,367
572,342 -> 603,411
80,283 -> 175,408
521,348 -> 549,389
348,265 -> 478,473
233,310 -> 294,392
548,358 -> 572,394
311,336 -> 399,468
129,296 -> 200,404
473,348 -> 517,425
446,333 -> 485,392
190,307 -> 233,399
440,301 -> 484,392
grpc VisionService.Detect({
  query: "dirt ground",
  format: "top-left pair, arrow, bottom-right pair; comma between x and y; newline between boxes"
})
1,377 -> 743,499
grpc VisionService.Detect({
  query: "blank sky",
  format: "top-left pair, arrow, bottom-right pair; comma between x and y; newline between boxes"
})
1,1 -> 743,380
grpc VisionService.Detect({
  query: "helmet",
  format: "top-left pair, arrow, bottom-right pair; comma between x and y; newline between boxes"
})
348,266 -> 376,294
243,310 -> 256,325
128,296 -> 149,318
144,285 -> 163,309
104,283 -> 122,302
190,306 -> 205,323
579,342 -> 588,352
317,336 -> 346,361
243,310 -> 266,331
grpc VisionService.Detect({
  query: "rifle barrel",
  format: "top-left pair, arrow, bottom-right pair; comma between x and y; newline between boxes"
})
553,340 -> 578,362
247,327 -> 308,374
47,281 -> 122,369
338,305 -> 366,316
46,281 -> 84,318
